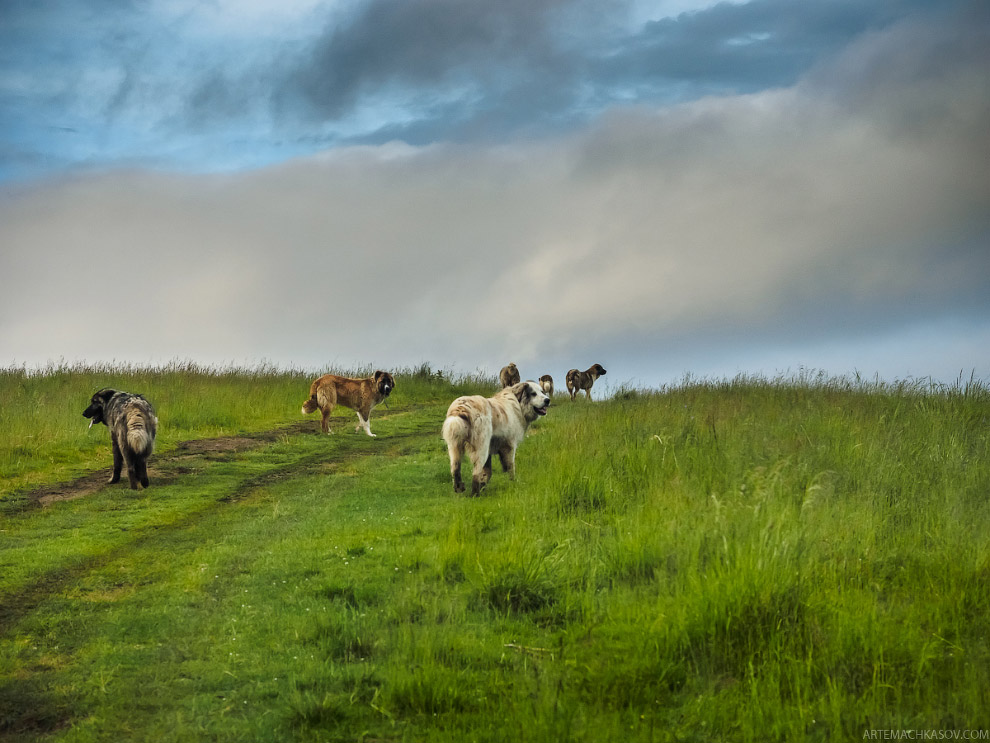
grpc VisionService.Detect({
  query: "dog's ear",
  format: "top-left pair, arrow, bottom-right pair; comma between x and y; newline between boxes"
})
83,389 -> 114,421
374,370 -> 384,382
512,382 -> 532,404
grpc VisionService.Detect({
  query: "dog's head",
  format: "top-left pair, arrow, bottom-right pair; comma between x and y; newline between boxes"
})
590,363 -> 607,378
513,381 -> 551,421
374,370 -> 395,398
82,388 -> 117,428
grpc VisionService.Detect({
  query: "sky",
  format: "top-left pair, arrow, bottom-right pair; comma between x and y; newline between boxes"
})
1,0 -> 988,389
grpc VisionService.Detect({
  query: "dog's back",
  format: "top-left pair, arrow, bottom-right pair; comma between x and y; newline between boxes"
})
442,395 -> 491,447
499,363 -> 520,388
566,364 -> 606,399
84,389 -> 157,489
303,374 -> 345,413
539,375 -> 554,396
565,368 -> 583,392
302,371 -> 395,436
122,398 -> 157,456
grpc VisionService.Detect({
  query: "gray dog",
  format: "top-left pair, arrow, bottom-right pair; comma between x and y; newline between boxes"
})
83,389 -> 158,489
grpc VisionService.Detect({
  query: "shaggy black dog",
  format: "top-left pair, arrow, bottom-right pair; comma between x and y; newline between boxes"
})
83,389 -> 157,489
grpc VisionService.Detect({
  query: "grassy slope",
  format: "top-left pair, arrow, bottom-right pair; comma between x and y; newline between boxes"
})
1,367 -> 989,742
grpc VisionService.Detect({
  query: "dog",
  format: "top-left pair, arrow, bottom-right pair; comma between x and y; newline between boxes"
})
539,374 -> 554,396
442,380 -> 550,495
499,363 -> 520,388
301,370 -> 395,436
82,389 -> 158,489
566,364 -> 607,401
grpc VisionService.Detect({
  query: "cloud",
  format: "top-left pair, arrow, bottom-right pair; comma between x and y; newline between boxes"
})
604,0 -> 939,98
1,3 -> 988,383
1,0 -> 958,179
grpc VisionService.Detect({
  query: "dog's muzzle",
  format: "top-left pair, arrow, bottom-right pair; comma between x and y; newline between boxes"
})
535,398 -> 550,416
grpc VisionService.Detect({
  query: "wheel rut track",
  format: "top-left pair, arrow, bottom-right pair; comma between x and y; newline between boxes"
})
0,410 -> 439,636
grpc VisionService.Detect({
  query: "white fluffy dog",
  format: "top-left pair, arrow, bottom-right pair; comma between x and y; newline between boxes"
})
442,381 -> 550,495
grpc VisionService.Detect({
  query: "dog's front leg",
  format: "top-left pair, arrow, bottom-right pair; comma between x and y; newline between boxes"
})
482,452 -> 493,486
355,411 -> 376,437
498,446 -> 516,480
109,434 -> 123,484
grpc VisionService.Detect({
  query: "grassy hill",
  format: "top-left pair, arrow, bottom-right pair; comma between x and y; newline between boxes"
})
1,364 -> 988,741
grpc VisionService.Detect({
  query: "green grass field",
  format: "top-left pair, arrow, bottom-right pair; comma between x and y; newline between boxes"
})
1,363 -> 988,742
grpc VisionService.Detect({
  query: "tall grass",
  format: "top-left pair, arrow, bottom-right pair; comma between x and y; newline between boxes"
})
1,368 -> 987,741
445,373 -> 990,739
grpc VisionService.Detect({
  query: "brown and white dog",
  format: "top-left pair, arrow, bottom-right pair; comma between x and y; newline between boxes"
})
442,381 -> 550,495
565,364 -> 607,401
538,374 -> 554,397
301,370 -> 395,436
499,363 -> 520,388
83,389 -> 158,489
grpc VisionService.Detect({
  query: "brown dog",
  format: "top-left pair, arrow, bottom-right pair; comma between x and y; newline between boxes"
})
442,381 -> 549,495
83,389 -> 158,489
538,374 -> 554,396
565,364 -> 607,401
499,363 -> 520,388
301,371 -> 395,436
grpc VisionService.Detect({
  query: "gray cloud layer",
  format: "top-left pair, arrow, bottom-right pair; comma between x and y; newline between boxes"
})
2,5 -> 988,383
1,0 -> 966,178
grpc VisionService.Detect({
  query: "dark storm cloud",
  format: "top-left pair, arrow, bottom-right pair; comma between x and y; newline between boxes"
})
280,0 -> 559,111
1,0 -> 968,178
270,0 -> 583,140
265,0 -> 952,143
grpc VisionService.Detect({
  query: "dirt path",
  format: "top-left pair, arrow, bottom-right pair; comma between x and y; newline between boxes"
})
16,408 -> 435,510
0,414 -> 438,636
20,420 -> 317,508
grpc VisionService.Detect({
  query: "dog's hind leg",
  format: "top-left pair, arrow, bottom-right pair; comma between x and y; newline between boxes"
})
443,416 -> 470,493
470,434 -> 492,496
121,449 -> 140,489
136,457 -> 150,488
467,417 -> 493,495
452,449 -> 466,493
109,435 -> 123,484
447,439 -> 466,493
319,388 -> 337,434
470,442 -> 490,496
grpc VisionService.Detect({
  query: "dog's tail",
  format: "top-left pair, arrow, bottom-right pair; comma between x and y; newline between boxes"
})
301,395 -> 319,415
441,413 -> 470,449
126,408 -> 156,457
